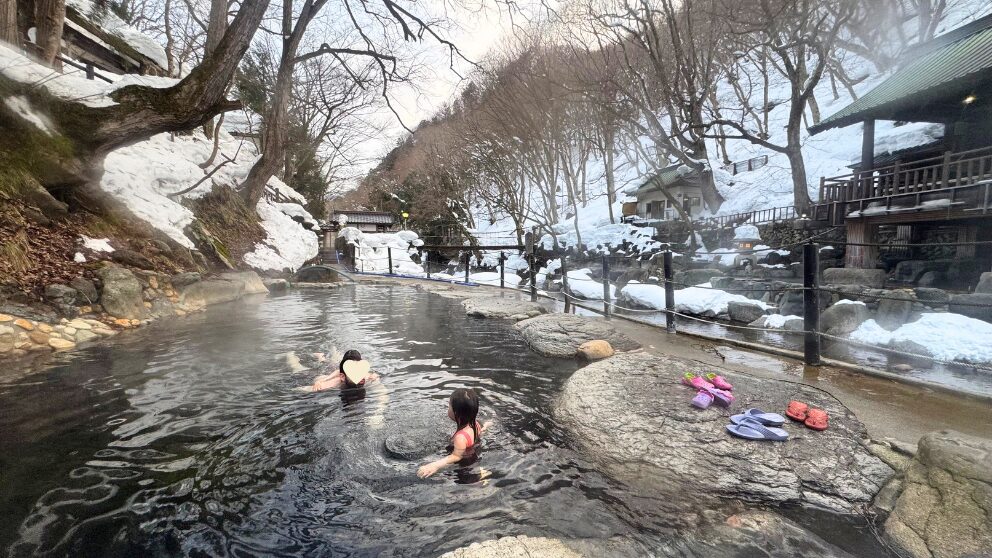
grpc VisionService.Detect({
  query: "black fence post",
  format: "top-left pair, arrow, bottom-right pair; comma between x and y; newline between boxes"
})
529,254 -> 537,302
560,254 -> 570,312
499,252 -> 505,289
387,247 -> 393,275
602,254 -> 611,319
85,63 -> 95,80
664,251 -> 675,333
803,243 -> 821,365
464,252 -> 470,284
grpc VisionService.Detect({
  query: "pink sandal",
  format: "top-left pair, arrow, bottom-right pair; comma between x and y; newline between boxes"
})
705,373 -> 733,391
682,373 -> 714,390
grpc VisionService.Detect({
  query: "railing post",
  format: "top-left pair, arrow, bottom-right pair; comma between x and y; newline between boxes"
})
663,251 -> 675,333
499,251 -> 505,289
560,254 -> 570,312
529,254 -> 537,302
387,247 -> 393,275
602,254 -> 611,319
941,151 -> 951,189
464,252 -> 470,284
85,63 -> 95,80
426,253 -> 431,279
803,243 -> 821,366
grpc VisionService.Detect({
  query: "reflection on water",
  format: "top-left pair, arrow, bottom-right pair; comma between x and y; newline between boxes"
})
0,286 -> 659,557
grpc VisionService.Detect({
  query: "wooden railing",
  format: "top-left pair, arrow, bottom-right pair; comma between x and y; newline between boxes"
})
722,155 -> 769,176
819,146 -> 992,204
697,205 -> 797,229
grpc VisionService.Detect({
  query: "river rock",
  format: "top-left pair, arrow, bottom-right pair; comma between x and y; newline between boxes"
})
976,272 -> 992,294
819,301 -> 869,335
462,297 -> 547,320
674,268 -> 726,287
514,314 -> 639,358
179,280 -> 244,307
44,284 -> 78,305
877,291 -> 914,330
777,290 -> 828,316
949,293 -> 992,322
96,265 -> 148,319
727,301 -> 767,323
170,272 -> 201,288
912,287 -> 949,307
111,249 -> 155,270
576,340 -> 614,361
295,266 -> 341,283
884,430 -> 992,558
439,536 -> 582,558
69,277 -> 99,304
556,352 -> 892,516
670,511 -> 856,557
822,268 -> 887,289
220,271 -> 269,295
263,278 -> 289,292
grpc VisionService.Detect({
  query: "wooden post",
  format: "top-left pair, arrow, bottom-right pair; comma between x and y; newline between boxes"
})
387,247 -> 393,275
85,63 -> 95,80
941,150 -> 952,189
499,252 -> 505,289
803,243 -> 821,366
602,255 -> 611,319
561,254 -> 570,312
664,251 -> 675,333
464,252 -> 470,284
529,254 -> 537,302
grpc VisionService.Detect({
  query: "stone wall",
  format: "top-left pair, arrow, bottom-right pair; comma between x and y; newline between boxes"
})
0,266 -> 271,359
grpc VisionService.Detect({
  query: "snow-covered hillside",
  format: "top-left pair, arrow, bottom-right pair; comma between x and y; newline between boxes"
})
0,42 -> 319,272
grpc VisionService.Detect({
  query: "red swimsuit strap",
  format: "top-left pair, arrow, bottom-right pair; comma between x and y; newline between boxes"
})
454,423 -> 480,448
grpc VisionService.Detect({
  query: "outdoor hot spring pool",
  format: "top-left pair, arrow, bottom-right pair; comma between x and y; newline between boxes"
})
0,285 -> 891,557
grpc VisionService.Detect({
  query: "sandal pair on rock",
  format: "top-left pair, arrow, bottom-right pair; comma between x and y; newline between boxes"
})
726,409 -> 789,441
786,401 -> 829,431
683,373 -> 734,409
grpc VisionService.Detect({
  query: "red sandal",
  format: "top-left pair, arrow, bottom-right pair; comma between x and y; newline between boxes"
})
804,408 -> 829,431
786,401 -> 808,422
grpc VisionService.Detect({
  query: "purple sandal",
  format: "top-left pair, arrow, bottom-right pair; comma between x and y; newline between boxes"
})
691,390 -> 713,409
705,386 -> 734,407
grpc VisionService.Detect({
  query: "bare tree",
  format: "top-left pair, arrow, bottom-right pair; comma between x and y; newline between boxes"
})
34,0 -> 64,67
1,0 -> 17,44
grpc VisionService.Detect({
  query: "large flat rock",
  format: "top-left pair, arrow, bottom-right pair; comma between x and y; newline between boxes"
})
462,297 -> 547,320
438,536 -> 582,558
514,314 -> 640,358
556,352 -> 893,516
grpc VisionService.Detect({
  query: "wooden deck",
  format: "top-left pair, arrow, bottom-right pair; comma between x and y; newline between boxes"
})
813,145 -> 992,225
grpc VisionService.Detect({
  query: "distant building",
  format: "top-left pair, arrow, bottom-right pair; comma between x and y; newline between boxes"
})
628,164 -> 705,222
810,14 -> 992,288
60,2 -> 169,76
325,210 -> 396,233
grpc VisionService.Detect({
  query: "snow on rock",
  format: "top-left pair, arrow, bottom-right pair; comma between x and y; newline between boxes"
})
469,272 -> 503,286
341,227 -> 425,275
834,299 -> 866,306
734,224 -> 761,240
564,268 -> 615,301
850,313 -> 992,364
619,283 -> 773,316
541,222 -> 659,254
73,252 -> 87,263
80,235 -> 114,252
765,314 -> 802,328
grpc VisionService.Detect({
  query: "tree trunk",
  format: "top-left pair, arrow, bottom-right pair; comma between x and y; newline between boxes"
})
202,0 -> 228,138
34,0 -> 64,68
163,0 -> 175,75
0,0 -> 18,44
603,142 -> 616,224
786,128 -> 811,214
241,59 -> 293,206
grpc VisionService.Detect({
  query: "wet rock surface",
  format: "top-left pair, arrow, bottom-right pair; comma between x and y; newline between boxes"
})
462,297 -> 547,320
819,301 -> 869,335
823,268 -> 887,289
883,430 -> 992,558
727,301 -> 767,323
667,511 -> 856,558
556,352 -> 893,516
438,536 -> 582,558
514,314 -> 640,358
96,265 -> 148,319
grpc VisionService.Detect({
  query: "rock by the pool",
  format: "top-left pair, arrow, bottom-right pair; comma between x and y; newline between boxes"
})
883,430 -> 992,558
669,511 -> 856,557
556,352 -> 893,516
462,297 -> 547,320
577,340 -> 614,361
514,314 -> 640,358
438,536 -> 581,558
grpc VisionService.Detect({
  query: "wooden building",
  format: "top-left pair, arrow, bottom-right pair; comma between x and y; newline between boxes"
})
628,164 -> 707,222
810,14 -> 992,285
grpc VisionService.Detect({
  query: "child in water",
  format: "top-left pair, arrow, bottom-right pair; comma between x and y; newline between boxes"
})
311,349 -> 380,392
417,388 -> 491,478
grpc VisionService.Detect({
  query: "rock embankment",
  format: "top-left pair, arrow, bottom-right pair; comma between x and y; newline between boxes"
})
462,297 -> 547,321
438,536 -> 582,558
513,314 -> 640,358
882,430 -> 992,558
0,266 -> 272,358
556,352 -> 893,517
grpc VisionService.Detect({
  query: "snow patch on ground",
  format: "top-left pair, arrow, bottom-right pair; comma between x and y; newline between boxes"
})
80,235 -> 114,252
620,283 -> 772,316
4,96 -> 54,134
563,268 -> 615,300
850,313 -> 992,363
243,196 -> 319,271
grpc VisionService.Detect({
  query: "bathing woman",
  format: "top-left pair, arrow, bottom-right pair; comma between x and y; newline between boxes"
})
311,349 -> 380,392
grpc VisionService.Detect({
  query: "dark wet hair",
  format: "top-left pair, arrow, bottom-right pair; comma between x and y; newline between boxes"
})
450,388 -> 479,443
339,349 -> 364,388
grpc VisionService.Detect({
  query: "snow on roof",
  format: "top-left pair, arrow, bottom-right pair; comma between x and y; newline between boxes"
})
65,0 -> 169,69
0,42 -> 177,108
733,224 -> 761,240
